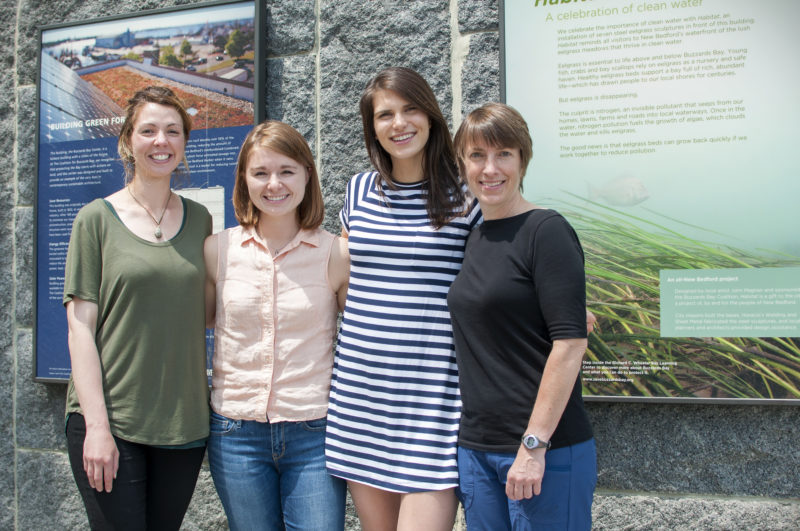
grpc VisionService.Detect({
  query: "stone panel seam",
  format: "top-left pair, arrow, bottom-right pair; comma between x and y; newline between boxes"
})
314,0 -> 322,171
458,28 -> 495,37
13,1 -> 22,527
450,0 -> 469,128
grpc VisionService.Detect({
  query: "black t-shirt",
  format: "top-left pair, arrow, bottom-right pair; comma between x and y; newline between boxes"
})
447,209 -> 593,452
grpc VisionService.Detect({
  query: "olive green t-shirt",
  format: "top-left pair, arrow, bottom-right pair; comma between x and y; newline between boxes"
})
64,197 -> 211,446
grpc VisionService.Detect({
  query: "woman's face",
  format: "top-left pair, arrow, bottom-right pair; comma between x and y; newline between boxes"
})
130,102 -> 185,181
245,147 -> 309,220
463,140 -> 524,217
372,89 -> 431,166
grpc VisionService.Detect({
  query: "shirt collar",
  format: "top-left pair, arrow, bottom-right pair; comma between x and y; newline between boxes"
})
238,225 -> 321,254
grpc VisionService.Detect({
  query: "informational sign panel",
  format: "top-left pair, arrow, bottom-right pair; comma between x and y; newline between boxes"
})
503,0 -> 800,402
35,0 -> 261,381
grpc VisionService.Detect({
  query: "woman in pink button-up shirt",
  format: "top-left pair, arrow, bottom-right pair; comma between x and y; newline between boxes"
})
202,121 -> 350,531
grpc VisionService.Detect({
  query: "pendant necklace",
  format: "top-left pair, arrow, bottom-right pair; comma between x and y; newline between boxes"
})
127,185 -> 172,239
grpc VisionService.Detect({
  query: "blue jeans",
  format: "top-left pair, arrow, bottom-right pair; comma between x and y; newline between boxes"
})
457,439 -> 597,531
207,411 -> 346,531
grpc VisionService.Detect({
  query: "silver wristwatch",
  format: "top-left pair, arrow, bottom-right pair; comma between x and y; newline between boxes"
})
521,433 -> 551,450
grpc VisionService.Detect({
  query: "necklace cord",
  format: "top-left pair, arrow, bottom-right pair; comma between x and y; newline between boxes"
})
127,185 -> 172,238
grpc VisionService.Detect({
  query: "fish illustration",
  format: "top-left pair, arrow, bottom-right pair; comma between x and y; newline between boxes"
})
589,176 -> 649,207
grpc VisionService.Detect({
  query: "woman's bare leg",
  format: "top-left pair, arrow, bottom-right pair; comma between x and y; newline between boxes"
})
348,481 -> 401,531
349,481 -> 457,531
398,488 -> 458,531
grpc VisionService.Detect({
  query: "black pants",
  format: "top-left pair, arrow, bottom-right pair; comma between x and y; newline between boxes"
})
66,413 -> 206,531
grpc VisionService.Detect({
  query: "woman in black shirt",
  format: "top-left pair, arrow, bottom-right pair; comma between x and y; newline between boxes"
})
448,103 -> 597,531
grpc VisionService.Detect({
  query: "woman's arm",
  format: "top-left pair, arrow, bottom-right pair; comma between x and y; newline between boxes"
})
66,297 -> 119,493
505,337 -> 587,500
328,236 -> 351,312
203,234 -> 219,328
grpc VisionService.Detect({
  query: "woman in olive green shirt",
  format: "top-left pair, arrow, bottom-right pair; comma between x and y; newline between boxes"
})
63,86 -> 211,530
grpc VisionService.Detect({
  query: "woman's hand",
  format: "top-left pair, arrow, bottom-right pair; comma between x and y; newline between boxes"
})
586,309 -> 597,334
508,338 -> 587,500
83,425 -> 119,492
506,445 -> 545,500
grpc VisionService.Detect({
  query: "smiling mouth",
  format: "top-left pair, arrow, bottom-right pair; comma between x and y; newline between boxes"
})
391,132 -> 415,143
150,153 -> 172,161
265,194 -> 289,202
480,179 -> 505,190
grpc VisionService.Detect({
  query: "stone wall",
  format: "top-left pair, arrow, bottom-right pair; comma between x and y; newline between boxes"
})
4,0 -> 798,529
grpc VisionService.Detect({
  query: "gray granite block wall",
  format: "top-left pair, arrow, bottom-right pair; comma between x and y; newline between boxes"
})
4,0 -> 798,529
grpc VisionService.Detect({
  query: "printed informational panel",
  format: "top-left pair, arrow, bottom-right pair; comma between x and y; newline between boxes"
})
35,0 -> 260,381
503,0 -> 799,402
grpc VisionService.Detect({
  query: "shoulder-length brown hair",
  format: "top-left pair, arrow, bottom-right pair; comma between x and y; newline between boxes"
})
454,103 -> 534,191
360,67 -> 465,229
232,120 -> 325,229
117,85 -> 192,184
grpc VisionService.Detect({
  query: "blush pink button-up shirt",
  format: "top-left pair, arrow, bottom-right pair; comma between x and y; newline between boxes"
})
210,225 -> 339,422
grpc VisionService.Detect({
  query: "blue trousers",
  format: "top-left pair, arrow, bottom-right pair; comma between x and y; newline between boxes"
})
457,439 -> 597,531
207,411 -> 346,531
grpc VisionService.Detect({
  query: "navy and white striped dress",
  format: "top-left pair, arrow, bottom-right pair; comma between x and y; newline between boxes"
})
325,171 -> 481,492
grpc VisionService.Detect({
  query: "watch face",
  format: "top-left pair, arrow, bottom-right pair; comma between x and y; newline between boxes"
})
523,435 -> 538,449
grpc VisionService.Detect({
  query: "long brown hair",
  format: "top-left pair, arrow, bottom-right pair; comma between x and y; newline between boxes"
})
232,120 -> 325,229
117,86 -> 192,184
360,67 -> 465,228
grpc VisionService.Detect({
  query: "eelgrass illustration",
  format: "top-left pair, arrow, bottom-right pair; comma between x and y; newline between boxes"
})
556,194 -> 800,399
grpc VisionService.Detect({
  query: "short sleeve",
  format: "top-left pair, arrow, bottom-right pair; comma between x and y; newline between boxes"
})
62,201 -> 103,305
531,214 -> 587,340
200,205 -> 214,238
339,173 -> 359,234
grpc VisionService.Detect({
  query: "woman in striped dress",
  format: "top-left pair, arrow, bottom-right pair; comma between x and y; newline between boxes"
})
325,67 -> 480,530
